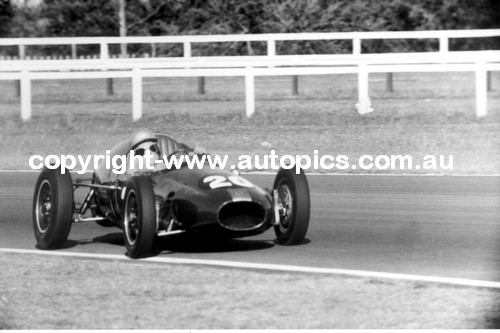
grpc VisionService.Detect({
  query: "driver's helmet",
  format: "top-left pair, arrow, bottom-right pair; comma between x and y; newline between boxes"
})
130,129 -> 160,155
130,128 -> 159,154
128,129 -> 160,174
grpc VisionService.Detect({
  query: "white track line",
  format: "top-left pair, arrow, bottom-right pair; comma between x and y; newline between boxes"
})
2,248 -> 500,289
1,169 -> 499,177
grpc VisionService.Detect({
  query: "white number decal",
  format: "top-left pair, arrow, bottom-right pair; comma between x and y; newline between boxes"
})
203,175 -> 232,189
203,175 -> 253,189
228,175 -> 253,188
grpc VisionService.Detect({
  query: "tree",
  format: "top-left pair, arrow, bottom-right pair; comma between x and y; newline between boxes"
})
270,0 -> 347,53
0,0 -> 13,37
39,0 -> 123,55
5,0 -> 500,56
409,0 -> 500,50
41,0 -> 118,37
8,2 -> 45,55
125,0 -> 275,55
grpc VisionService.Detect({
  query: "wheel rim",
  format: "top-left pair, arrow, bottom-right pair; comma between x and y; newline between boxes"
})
36,179 -> 52,233
124,190 -> 139,246
277,181 -> 293,233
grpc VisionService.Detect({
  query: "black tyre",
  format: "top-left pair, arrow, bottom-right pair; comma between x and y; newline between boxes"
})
32,167 -> 74,249
273,167 -> 310,245
122,176 -> 156,258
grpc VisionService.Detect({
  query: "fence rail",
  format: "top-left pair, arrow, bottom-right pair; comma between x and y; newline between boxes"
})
2,29 -> 500,57
1,29 -> 500,120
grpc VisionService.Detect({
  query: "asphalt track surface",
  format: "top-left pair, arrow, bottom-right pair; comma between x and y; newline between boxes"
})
1,171 -> 499,282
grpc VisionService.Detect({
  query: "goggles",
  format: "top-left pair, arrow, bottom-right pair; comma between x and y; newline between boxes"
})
134,144 -> 159,156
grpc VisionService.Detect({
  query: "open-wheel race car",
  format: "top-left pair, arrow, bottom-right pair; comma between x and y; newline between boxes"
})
32,134 -> 310,258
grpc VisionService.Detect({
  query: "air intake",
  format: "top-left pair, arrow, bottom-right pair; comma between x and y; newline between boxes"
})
218,202 -> 266,231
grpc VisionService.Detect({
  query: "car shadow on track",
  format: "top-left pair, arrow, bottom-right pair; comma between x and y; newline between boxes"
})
66,232 -> 310,256
154,234 -> 276,254
35,241 -> 81,250
68,232 -> 277,254
52,233 -> 123,250
58,233 -> 124,249
153,235 -> 310,254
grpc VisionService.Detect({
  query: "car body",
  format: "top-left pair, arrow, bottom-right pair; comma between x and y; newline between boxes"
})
33,134 -> 310,258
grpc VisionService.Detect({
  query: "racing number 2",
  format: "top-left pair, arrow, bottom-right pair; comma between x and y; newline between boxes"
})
203,175 -> 253,189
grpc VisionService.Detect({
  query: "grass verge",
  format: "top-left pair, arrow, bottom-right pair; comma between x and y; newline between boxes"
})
0,104 -> 499,173
0,73 -> 499,173
1,252 -> 500,329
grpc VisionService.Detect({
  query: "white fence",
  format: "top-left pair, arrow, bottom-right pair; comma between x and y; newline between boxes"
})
1,29 -> 499,120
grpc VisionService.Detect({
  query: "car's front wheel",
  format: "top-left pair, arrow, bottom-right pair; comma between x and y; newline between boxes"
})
32,167 -> 74,249
273,167 -> 310,245
122,176 -> 156,258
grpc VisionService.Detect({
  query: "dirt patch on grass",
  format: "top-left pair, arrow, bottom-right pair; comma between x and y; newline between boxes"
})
1,252 -> 499,329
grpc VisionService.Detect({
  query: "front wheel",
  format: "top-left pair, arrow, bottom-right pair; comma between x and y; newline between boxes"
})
273,167 -> 310,245
32,167 -> 74,249
122,176 -> 157,258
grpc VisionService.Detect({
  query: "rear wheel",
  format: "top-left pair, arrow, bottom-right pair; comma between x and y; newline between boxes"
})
273,167 -> 310,245
32,167 -> 74,249
122,176 -> 156,258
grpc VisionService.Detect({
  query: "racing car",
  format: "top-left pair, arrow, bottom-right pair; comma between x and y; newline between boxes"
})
32,134 -> 310,258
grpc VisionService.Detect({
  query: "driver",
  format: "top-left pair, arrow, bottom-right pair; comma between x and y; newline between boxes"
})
128,128 -> 162,174
95,128 -> 206,183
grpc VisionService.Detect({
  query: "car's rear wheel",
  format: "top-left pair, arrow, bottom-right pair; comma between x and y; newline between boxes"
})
32,167 -> 74,249
273,167 -> 310,245
123,176 -> 156,258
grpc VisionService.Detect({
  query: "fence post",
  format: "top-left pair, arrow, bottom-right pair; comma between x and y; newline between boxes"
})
99,42 -> 115,96
267,39 -> 276,56
292,75 -> 299,95
132,68 -> 142,121
100,42 -> 109,59
18,44 -> 25,59
183,42 -> 191,58
356,62 -> 373,115
198,76 -> 205,94
439,37 -> 449,53
20,71 -> 32,121
353,38 -> 361,55
475,61 -> 487,117
100,42 -> 114,95
15,79 -> 21,97
106,78 -> 114,95
184,40 -> 205,95
71,44 -> 77,59
151,43 -> 156,58
245,68 -> 255,117
386,72 -> 393,92
15,44 -> 26,97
